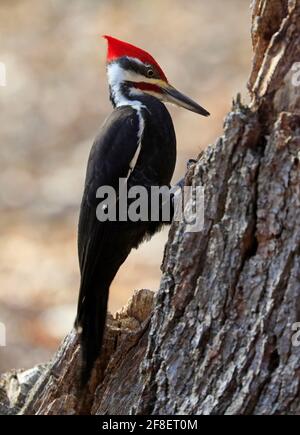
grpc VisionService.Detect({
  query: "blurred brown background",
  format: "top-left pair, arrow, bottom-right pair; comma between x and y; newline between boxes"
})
0,0 -> 252,373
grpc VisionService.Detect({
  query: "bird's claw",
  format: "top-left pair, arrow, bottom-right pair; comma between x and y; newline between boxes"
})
173,159 -> 197,190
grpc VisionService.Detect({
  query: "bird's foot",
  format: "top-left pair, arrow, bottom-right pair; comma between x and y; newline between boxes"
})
173,158 -> 197,190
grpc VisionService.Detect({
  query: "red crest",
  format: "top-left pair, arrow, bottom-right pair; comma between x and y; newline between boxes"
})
103,35 -> 167,81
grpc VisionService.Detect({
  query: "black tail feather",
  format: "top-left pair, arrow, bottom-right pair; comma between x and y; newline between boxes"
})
75,279 -> 110,387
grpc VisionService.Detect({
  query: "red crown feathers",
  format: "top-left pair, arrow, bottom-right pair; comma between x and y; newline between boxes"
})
103,35 -> 167,81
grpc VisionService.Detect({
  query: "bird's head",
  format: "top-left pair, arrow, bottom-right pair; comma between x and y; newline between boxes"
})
103,35 -> 209,116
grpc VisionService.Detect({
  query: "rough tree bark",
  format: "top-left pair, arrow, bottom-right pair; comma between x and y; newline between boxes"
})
1,0 -> 300,415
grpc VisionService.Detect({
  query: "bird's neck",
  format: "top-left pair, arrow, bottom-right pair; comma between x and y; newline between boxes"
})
109,81 -> 147,112
109,82 -> 131,106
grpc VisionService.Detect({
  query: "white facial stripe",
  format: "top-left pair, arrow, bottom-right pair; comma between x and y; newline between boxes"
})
129,86 -> 164,101
107,62 -> 139,86
107,58 -> 165,87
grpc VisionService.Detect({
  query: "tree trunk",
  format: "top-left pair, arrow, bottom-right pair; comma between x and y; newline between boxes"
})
1,0 -> 300,415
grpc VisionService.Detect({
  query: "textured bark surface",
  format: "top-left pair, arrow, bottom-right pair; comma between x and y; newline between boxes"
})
1,0 -> 300,415
0,289 -> 154,415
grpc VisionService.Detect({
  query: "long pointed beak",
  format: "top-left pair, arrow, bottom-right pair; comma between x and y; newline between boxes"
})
161,84 -> 210,117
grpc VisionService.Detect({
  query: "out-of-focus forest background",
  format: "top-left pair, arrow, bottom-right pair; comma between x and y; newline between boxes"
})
0,0 -> 252,373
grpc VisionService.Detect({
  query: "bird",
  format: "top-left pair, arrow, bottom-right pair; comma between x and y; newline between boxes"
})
75,35 -> 209,385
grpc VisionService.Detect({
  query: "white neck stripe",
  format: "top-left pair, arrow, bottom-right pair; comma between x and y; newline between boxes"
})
106,63 -> 146,176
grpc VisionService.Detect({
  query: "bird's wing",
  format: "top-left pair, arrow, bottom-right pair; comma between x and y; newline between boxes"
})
76,105 -> 140,309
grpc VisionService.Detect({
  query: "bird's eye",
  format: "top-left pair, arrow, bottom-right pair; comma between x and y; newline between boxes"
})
147,68 -> 154,78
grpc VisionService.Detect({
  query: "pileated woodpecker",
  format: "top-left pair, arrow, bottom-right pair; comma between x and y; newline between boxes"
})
75,35 -> 209,385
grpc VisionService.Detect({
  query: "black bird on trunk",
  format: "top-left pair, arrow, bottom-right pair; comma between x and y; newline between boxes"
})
75,35 -> 209,385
